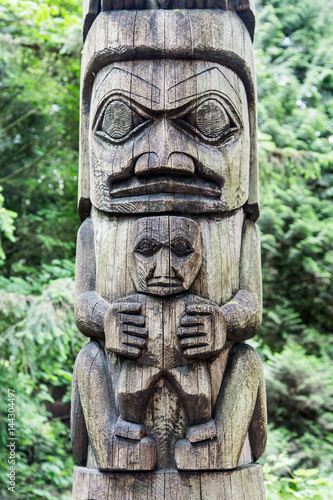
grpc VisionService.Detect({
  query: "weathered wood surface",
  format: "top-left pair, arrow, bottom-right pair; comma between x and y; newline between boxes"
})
71,1 -> 267,498
82,1 -> 256,41
72,464 -> 266,500
78,10 -> 259,221
71,211 -> 266,472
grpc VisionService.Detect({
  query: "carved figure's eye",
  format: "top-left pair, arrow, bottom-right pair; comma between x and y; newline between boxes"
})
135,238 -> 160,256
95,100 -> 147,143
180,98 -> 241,145
171,238 -> 194,256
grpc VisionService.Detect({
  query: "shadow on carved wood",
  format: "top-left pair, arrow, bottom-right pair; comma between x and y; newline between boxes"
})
72,2 -> 267,498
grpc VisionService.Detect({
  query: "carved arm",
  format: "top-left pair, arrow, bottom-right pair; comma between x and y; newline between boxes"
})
222,217 -> 262,342
74,216 -> 109,338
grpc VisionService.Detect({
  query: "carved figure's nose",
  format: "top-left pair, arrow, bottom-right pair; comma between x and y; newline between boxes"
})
153,247 -> 173,278
134,152 -> 195,177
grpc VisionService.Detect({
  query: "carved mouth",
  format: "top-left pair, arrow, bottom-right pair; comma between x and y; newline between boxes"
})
147,278 -> 183,287
110,175 -> 221,199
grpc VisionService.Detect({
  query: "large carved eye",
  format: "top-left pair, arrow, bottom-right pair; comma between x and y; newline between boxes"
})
95,99 -> 147,143
135,238 -> 160,256
180,98 -> 241,145
171,238 -> 194,256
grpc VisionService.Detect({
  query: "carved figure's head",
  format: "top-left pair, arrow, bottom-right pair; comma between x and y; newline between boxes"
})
129,216 -> 202,296
89,60 -> 250,216
79,10 -> 259,220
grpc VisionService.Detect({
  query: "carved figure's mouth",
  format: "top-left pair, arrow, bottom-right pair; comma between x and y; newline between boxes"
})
147,277 -> 183,287
110,175 -> 221,199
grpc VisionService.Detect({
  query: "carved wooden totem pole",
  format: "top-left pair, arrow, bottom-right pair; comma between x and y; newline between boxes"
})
71,1 -> 268,498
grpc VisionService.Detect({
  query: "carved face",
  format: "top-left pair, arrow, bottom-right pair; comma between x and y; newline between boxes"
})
89,60 -> 250,215
129,216 -> 202,296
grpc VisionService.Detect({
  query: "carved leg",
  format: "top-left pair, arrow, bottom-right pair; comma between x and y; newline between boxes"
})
73,341 -> 157,471
169,363 -> 216,443
115,360 -> 160,439
175,344 -> 267,470
72,341 -> 116,467
71,354 -> 89,466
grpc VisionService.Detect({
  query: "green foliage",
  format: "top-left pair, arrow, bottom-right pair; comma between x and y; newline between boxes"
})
255,0 -> 333,483
0,0 -> 332,496
0,1 -> 83,496
0,261 -> 84,499
264,454 -> 333,499
0,186 -> 17,262
0,0 -> 82,274
256,0 -> 333,357
263,345 -> 333,472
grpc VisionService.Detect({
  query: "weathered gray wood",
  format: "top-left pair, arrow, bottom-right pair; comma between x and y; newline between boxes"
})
72,464 -> 266,499
72,212 -> 267,473
72,1 -> 267,498
82,1 -> 255,42
78,10 -> 258,221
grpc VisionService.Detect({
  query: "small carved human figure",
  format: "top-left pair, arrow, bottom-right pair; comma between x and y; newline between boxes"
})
71,214 -> 266,471
104,216 -> 225,444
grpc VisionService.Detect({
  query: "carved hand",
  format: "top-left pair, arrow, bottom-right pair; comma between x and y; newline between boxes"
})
104,301 -> 148,359
177,303 -> 226,360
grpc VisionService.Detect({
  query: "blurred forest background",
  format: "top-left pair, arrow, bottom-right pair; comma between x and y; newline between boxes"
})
1,0 -> 333,498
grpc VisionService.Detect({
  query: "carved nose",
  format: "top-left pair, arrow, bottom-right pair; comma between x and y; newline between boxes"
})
153,248 -> 172,278
134,152 -> 195,177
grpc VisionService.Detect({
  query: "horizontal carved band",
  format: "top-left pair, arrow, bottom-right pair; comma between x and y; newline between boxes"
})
83,0 -> 255,41
73,464 -> 266,500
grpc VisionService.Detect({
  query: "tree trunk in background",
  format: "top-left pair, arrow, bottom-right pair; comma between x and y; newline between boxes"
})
71,1 -> 267,498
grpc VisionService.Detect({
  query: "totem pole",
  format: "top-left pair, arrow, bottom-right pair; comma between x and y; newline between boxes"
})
71,1 -> 268,498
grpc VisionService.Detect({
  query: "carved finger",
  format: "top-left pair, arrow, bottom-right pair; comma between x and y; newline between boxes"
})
186,304 -> 213,316
177,326 -> 203,338
182,346 -> 211,359
120,313 -> 145,326
122,334 -> 146,349
180,315 -> 204,327
115,302 -> 142,314
122,325 -> 148,338
179,336 -> 208,349
118,344 -> 142,359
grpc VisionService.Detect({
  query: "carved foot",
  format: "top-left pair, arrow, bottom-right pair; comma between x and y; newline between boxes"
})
97,435 -> 157,472
114,416 -> 145,440
175,437 -> 221,471
186,419 -> 217,443
175,433 -> 250,471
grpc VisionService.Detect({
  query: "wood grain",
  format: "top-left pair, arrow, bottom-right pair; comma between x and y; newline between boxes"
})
72,2 -> 267,498
78,10 -> 258,221
72,213 -> 267,473
73,464 -> 266,499
82,1 -> 255,42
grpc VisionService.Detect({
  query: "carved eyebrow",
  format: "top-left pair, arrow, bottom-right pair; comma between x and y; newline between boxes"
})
168,67 -> 241,107
133,220 -> 199,246
134,227 -> 167,243
95,67 -> 160,103
170,227 -> 197,243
